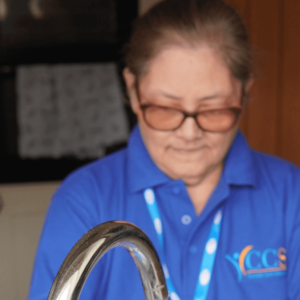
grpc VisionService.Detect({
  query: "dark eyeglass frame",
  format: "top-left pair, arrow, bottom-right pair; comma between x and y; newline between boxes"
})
136,85 -> 242,132
139,104 -> 242,132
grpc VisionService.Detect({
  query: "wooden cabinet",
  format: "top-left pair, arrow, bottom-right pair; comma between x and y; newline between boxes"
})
226,0 -> 300,166
279,0 -> 300,165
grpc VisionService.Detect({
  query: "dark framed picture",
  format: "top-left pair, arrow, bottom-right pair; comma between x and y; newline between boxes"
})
0,0 -> 138,183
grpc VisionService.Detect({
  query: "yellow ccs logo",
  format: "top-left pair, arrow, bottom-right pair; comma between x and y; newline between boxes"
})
225,246 -> 287,282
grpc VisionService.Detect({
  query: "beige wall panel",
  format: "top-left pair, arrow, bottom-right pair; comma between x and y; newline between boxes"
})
0,182 -> 60,300
11,214 -> 46,299
280,1 -> 300,166
0,214 -> 15,299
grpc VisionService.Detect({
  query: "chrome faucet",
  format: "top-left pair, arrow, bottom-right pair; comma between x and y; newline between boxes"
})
47,221 -> 169,300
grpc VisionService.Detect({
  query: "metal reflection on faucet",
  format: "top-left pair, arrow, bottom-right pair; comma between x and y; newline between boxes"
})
47,221 -> 169,300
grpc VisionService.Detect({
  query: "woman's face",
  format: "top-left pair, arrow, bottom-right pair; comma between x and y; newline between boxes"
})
124,46 -> 243,186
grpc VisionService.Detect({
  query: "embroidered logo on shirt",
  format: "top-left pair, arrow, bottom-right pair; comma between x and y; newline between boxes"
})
225,246 -> 287,282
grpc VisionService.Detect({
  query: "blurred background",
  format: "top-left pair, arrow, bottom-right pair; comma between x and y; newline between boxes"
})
0,0 -> 300,299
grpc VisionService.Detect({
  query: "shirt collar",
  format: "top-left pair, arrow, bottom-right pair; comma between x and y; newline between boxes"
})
223,130 -> 258,187
126,126 -> 258,193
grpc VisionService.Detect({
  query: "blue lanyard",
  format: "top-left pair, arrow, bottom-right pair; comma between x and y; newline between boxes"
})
144,188 -> 223,300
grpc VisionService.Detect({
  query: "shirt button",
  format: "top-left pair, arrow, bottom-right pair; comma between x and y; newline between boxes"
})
181,215 -> 192,225
172,186 -> 181,195
189,245 -> 198,254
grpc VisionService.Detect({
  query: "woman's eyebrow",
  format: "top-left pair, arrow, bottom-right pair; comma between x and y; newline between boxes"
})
161,92 -> 182,100
160,91 -> 222,101
199,94 -> 222,101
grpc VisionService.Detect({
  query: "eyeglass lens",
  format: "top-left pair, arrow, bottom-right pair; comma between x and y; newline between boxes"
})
143,106 -> 239,132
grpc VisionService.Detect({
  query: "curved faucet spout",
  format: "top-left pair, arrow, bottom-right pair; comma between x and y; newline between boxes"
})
47,221 -> 169,300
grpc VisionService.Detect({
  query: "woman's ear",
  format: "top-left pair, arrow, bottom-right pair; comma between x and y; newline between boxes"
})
123,68 -> 139,114
245,76 -> 255,95
242,76 -> 255,107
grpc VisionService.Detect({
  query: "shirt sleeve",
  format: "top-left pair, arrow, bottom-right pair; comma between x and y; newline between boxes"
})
27,169 -> 103,300
285,166 -> 300,300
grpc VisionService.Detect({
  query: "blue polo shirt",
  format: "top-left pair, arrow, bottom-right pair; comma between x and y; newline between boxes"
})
28,125 -> 300,300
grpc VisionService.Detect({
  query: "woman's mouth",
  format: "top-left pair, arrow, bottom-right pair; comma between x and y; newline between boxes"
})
171,146 -> 205,152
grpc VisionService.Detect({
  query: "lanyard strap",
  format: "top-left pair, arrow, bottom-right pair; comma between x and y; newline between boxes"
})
144,188 -> 223,300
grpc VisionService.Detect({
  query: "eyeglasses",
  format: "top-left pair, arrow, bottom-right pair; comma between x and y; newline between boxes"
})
140,104 -> 242,132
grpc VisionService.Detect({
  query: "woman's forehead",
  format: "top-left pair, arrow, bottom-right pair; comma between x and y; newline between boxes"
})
138,46 -> 240,101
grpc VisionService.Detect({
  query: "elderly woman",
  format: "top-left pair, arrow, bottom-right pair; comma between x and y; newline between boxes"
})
28,0 -> 300,299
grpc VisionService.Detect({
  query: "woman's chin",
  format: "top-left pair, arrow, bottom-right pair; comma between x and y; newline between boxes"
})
161,163 -> 207,184
181,176 -> 205,186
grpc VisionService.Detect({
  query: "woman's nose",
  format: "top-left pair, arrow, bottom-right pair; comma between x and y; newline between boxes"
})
175,116 -> 204,140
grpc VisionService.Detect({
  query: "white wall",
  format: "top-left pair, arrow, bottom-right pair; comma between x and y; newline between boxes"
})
0,182 -> 60,300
